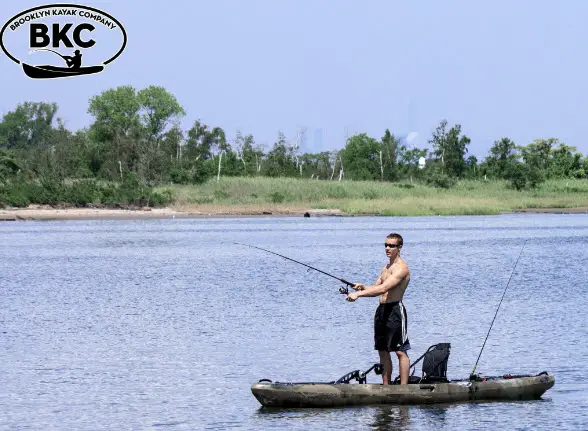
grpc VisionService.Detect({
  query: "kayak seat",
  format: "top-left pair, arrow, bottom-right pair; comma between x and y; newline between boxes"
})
393,343 -> 451,384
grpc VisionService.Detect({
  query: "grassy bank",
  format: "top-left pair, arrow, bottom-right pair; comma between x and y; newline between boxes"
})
161,177 -> 588,216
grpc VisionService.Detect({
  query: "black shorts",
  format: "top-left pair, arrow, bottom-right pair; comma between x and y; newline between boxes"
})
374,301 -> 411,352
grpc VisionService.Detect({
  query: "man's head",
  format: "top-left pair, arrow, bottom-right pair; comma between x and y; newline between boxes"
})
385,233 -> 403,258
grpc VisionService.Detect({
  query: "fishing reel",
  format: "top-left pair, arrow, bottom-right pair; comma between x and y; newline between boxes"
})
339,286 -> 349,295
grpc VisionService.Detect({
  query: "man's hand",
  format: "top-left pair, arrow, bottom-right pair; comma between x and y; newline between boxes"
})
352,283 -> 365,291
346,292 -> 359,302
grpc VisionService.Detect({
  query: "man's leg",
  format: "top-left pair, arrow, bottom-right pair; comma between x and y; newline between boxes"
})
378,350 -> 392,384
395,350 -> 410,385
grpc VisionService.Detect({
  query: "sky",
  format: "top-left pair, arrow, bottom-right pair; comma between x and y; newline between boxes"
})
1,0 -> 587,159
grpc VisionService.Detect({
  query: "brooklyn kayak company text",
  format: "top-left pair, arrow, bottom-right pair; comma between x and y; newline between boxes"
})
8,9 -> 118,31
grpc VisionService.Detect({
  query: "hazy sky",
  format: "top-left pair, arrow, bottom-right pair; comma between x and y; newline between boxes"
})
1,0 -> 587,158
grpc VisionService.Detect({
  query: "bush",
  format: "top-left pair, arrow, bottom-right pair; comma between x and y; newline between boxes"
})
191,161 -> 215,185
62,181 -> 100,206
169,168 -> 192,184
426,170 -> 456,188
0,176 -> 173,208
508,164 -> 527,191
527,168 -> 545,189
507,163 -> 546,191
269,191 -> 286,203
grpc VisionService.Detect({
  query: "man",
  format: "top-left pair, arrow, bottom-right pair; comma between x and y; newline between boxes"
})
346,233 -> 411,385
63,50 -> 82,70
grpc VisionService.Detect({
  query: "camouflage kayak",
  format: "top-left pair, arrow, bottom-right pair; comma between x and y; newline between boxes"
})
251,372 -> 555,408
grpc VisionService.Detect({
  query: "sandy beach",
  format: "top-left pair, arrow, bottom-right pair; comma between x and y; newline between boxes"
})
0,205 -> 345,221
0,204 -> 587,221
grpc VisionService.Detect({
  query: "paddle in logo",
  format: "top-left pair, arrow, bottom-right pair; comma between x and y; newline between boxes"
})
0,4 -> 127,79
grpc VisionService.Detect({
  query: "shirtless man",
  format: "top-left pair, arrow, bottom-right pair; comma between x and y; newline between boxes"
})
346,233 -> 411,385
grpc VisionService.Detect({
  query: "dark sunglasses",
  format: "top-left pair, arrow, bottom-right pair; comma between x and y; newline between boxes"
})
384,243 -> 400,248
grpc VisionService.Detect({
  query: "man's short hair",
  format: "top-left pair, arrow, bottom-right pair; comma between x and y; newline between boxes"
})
387,233 -> 403,247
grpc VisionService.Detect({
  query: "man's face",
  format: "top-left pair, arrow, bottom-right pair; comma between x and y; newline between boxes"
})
385,238 -> 401,258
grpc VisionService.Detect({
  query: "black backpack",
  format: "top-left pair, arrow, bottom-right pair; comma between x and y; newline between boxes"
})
394,343 -> 451,384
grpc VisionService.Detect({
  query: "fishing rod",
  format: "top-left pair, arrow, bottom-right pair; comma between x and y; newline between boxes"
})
234,242 -> 354,294
470,239 -> 527,379
29,48 -> 68,62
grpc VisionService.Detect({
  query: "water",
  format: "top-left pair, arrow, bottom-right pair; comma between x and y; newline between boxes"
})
1,213 -> 587,430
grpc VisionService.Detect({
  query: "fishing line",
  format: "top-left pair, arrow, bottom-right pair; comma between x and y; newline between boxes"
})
234,242 -> 353,293
470,239 -> 527,377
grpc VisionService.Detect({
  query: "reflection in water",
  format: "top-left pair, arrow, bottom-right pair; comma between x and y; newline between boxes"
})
255,401 -> 455,430
370,405 -> 410,430
416,404 -> 449,424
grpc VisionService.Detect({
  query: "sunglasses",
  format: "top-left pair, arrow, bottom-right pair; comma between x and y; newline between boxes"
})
384,243 -> 400,249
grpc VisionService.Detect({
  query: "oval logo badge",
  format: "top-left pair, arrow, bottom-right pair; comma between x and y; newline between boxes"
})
0,3 -> 127,79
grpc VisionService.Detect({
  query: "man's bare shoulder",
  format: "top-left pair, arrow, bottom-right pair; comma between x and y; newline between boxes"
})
392,259 -> 410,277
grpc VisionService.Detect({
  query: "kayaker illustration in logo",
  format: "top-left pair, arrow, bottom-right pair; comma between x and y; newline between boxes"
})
0,4 -> 127,79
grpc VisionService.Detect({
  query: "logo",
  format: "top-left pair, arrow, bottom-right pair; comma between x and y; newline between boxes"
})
0,3 -> 127,79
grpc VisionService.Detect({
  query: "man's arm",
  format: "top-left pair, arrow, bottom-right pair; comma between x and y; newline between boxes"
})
354,266 -> 408,298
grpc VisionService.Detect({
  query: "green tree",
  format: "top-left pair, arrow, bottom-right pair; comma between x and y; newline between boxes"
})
340,133 -> 382,180
428,119 -> 471,178
263,132 -> 297,177
88,86 -> 140,145
380,129 -> 400,181
137,85 -> 186,145
0,102 -> 59,150
519,138 -> 558,175
0,150 -> 21,181
397,143 -> 428,178
485,137 -> 518,179
233,131 -> 259,176
548,142 -> 581,178
184,120 -> 226,161
87,85 -> 142,177
465,155 -> 478,178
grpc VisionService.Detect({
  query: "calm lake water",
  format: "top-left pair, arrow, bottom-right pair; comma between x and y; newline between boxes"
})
1,214 -> 587,430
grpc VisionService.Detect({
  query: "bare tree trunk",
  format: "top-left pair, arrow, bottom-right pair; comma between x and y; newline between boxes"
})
217,151 -> 224,182
379,151 -> 383,181
330,159 -> 336,180
238,151 -> 246,172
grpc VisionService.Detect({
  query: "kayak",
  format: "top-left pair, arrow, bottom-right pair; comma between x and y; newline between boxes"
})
22,63 -> 104,79
251,372 -> 555,408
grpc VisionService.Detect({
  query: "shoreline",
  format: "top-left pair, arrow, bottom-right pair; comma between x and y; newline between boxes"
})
0,206 -> 344,221
1,205 -> 587,221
